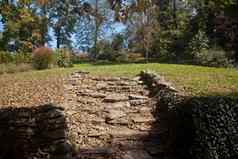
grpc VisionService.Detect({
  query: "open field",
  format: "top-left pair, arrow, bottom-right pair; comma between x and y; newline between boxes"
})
0,63 -> 238,107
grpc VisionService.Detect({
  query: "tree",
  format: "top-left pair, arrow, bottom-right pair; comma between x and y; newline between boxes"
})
49,0 -> 79,48
35,0 -> 51,46
0,0 -> 42,51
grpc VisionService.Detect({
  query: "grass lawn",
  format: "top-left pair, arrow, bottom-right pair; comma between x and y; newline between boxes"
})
0,63 -> 238,107
76,63 -> 238,97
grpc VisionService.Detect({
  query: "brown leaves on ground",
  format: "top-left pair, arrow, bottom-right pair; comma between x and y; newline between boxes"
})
0,70 -> 70,108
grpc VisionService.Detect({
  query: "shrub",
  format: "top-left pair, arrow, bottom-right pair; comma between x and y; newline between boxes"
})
55,48 -> 73,68
0,51 -> 14,64
196,48 -> 233,67
115,51 -> 128,63
32,47 -> 53,70
186,30 -> 209,63
78,53 -> 90,62
15,52 -> 32,64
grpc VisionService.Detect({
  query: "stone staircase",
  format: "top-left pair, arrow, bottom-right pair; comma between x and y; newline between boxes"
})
63,72 -> 167,159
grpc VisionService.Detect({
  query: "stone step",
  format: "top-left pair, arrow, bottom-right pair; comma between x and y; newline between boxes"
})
75,148 -> 113,159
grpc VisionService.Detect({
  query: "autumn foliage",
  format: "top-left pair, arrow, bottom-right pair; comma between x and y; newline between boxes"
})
32,47 -> 53,70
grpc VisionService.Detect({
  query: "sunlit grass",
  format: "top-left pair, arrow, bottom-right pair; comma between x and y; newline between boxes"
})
14,63 -> 234,97
75,63 -> 238,97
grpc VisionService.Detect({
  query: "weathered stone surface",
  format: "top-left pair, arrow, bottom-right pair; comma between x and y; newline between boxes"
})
107,117 -> 129,125
104,102 -> 130,109
82,92 -> 106,98
109,127 -> 148,138
131,115 -> 155,123
64,72 -> 165,159
130,99 -> 148,106
106,109 -> 127,120
122,150 -> 153,159
129,94 -> 148,100
0,104 -> 70,159
104,94 -> 129,102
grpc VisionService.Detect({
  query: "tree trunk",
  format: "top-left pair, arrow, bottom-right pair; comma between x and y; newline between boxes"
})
172,0 -> 178,29
93,0 -> 99,59
56,28 -> 61,49
40,5 -> 48,46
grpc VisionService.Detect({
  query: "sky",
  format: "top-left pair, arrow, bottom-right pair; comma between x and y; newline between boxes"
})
0,2 -> 127,50
0,16 -> 3,31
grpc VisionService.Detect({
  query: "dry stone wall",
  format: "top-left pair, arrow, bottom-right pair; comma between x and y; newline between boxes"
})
0,104 -> 71,159
139,70 -> 238,159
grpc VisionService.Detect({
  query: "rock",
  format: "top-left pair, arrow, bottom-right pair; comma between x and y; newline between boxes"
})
96,82 -> 108,89
107,117 -> 129,125
130,100 -> 148,106
77,148 -> 113,158
87,92 -> 106,98
106,109 -> 126,120
131,115 -> 155,123
104,102 -> 130,109
110,127 -> 148,138
129,94 -> 148,100
122,150 -> 153,159
104,94 -> 129,103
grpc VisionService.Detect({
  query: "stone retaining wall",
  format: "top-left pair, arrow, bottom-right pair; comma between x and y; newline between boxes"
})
139,70 -> 238,159
0,104 -> 71,159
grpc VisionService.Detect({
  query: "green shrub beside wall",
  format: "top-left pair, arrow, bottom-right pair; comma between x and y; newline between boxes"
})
187,97 -> 238,159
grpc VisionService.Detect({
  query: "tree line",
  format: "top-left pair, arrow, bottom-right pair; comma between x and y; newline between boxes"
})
0,0 -> 238,66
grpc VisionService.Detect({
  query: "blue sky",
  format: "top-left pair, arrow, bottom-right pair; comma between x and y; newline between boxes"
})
0,16 -> 3,31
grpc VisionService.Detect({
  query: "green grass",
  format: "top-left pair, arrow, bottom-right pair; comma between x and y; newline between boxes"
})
74,63 -> 238,97
1,63 -> 238,100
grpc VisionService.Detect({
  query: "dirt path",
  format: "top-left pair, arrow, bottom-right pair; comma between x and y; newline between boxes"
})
63,71 -> 166,159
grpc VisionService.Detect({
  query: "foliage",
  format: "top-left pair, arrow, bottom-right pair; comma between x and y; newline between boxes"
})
0,51 -> 14,64
54,48 -> 73,68
32,47 -> 53,70
15,52 -> 32,64
115,51 -> 128,63
0,0 -> 238,66
0,2 -> 42,52
186,30 -> 210,63
194,48 -> 233,67
112,34 -> 124,51
96,40 -> 114,61
95,38 -> 127,62
0,51 -> 32,64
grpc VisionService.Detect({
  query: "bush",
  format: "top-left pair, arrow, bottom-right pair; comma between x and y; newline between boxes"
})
32,47 -> 53,70
195,48 -> 233,67
151,29 -> 184,61
186,30 -> 209,62
15,52 -> 32,64
77,53 -> 90,63
0,51 -> 14,64
54,48 -> 73,68
115,51 -> 128,63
